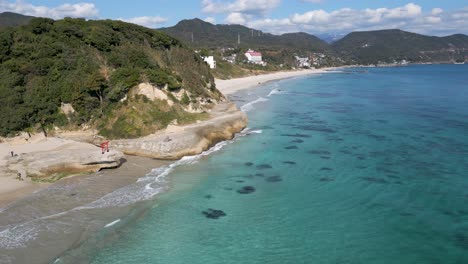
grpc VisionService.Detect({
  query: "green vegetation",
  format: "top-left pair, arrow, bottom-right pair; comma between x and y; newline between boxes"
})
99,95 -> 208,139
0,17 -> 220,137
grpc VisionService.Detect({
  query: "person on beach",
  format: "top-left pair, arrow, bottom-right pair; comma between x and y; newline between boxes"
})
17,173 -> 23,181
10,151 -> 14,157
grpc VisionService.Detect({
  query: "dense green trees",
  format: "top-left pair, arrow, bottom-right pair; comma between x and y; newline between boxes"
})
0,17 -> 220,137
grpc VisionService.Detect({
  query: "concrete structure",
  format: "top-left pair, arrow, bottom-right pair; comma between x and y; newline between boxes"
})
202,56 -> 216,69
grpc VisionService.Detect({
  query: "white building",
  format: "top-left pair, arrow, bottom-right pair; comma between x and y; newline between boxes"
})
245,49 -> 263,63
202,56 -> 216,69
295,56 -> 311,68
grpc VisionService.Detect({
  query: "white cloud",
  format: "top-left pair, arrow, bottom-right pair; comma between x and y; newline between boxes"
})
0,0 -> 98,19
385,3 -> 421,19
225,3 -> 468,36
225,12 -> 248,24
204,16 -> 216,24
432,8 -> 443,15
202,0 -> 280,15
120,16 -> 168,28
291,9 -> 329,24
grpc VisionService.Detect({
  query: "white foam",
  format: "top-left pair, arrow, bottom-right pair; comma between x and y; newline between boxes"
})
240,97 -> 269,112
268,87 -> 286,97
76,127 -> 264,210
0,128 -> 263,249
104,219 -> 121,228
246,129 -> 263,134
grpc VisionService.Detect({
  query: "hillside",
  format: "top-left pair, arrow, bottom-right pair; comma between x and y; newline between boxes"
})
0,12 -> 34,27
333,29 -> 468,64
0,17 -> 222,138
158,18 -> 331,53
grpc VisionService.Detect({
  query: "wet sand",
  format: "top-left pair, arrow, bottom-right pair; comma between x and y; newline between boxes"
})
0,155 -> 171,264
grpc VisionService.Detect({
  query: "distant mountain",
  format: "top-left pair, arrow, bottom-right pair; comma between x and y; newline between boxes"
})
158,18 -> 331,54
0,12 -> 34,27
333,29 -> 468,64
317,33 -> 346,44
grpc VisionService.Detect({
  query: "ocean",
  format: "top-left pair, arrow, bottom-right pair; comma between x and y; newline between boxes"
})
6,65 -> 468,263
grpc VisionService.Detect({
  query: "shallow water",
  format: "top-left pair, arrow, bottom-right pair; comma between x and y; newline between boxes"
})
29,65 -> 468,263
77,65 -> 468,264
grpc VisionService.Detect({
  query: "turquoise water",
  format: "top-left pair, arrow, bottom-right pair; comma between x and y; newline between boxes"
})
87,65 -> 468,263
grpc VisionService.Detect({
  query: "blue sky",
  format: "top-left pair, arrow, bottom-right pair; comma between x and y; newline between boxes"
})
1,0 -> 467,36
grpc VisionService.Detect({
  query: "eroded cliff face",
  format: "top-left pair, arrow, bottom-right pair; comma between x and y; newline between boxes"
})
111,102 -> 248,159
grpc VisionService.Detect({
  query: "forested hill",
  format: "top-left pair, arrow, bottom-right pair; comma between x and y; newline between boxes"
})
0,17 -> 221,138
160,19 -> 468,65
333,29 -> 468,64
158,18 -> 331,53
0,12 -> 34,28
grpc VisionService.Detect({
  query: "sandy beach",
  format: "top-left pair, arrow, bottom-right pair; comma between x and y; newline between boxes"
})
215,68 -> 335,95
0,68 -> 336,208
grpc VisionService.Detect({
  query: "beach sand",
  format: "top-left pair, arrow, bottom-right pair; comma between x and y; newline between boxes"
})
215,68 -> 334,95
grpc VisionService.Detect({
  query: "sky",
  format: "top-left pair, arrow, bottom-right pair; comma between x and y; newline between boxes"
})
1,0 -> 467,36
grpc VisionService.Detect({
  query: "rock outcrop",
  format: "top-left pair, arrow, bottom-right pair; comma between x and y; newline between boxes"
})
5,142 -> 124,180
112,102 -> 248,159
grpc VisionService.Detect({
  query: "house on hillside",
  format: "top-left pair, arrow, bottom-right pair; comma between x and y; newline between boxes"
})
245,49 -> 266,66
202,56 -> 216,69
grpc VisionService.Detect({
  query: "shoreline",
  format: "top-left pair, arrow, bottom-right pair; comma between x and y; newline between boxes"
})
0,102 -> 247,209
215,68 -> 339,95
0,68 -> 339,209
1,68 -> 338,263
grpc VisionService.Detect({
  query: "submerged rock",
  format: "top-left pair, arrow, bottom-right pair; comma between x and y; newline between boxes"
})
284,146 -> 299,150
283,161 -> 296,165
266,176 -> 282,182
244,162 -> 254,167
202,209 -> 226,219
320,177 -> 335,182
256,164 -> 272,170
237,186 -> 256,194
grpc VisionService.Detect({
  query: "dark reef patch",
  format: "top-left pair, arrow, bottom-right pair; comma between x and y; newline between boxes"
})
237,186 -> 256,194
360,177 -> 389,184
308,150 -> 331,155
204,195 -> 213,199
283,161 -> 297,165
256,164 -> 272,169
455,233 -> 468,249
285,146 -> 299,150
236,180 -> 245,183
291,139 -> 304,143
244,162 -> 254,167
320,156 -> 331,160
320,177 -> 335,182
320,167 -> 333,171
293,125 -> 336,133
281,133 -> 311,138
255,173 -> 264,177
202,209 -> 226,219
266,176 -> 283,182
